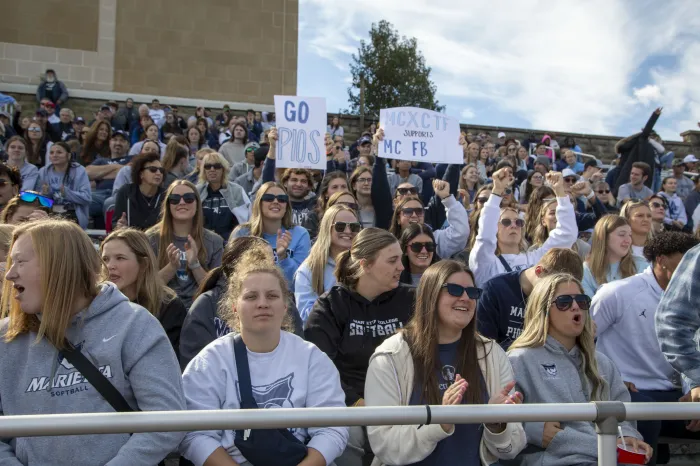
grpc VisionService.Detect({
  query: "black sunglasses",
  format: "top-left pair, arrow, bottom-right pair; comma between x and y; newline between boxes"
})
552,294 -> 591,311
409,242 -> 435,253
564,177 -> 578,183
442,283 -> 483,300
204,163 -> 223,170
597,189 -> 611,194
333,221 -> 361,233
144,166 -> 165,174
338,202 -> 359,211
261,193 -> 289,203
650,201 -> 665,209
397,187 -> 418,196
168,192 -> 197,205
500,218 -> 525,228
401,207 -> 424,217
477,196 -> 489,203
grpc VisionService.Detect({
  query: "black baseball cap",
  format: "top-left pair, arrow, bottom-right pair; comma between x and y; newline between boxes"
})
73,117 -> 85,124
111,130 -> 129,140
359,136 -> 372,145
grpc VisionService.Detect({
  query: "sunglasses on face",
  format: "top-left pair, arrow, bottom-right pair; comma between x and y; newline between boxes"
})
442,283 -> 483,300
27,127 -> 42,133
409,241 -> 435,253
564,177 -> 577,183
261,193 -> 289,204
168,192 -> 197,205
597,189 -> 611,194
397,187 -> 418,196
552,294 -> 591,311
144,166 -> 165,174
500,218 -> 525,228
532,176 -> 544,181
477,196 -> 489,203
650,201 -> 664,209
19,191 -> 54,208
401,207 -> 424,218
357,177 -> 372,184
333,221 -> 362,233
204,163 -> 223,170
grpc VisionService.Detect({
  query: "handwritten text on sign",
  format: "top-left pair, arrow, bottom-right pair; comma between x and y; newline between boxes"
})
379,107 -> 462,164
274,96 -> 327,170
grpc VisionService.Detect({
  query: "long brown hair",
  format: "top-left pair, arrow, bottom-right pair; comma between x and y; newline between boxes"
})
80,120 -> 111,165
524,185 -> 555,242
146,180 -> 207,269
315,171 -> 348,215
586,215 -> 638,286
403,260 -> 485,405
25,123 -> 48,165
235,182 -> 293,237
389,196 -> 423,238
349,166 -> 371,198
335,227 -> 397,289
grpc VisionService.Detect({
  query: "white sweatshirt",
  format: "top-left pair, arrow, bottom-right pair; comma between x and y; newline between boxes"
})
180,331 -> 349,466
469,194 -> 578,287
434,195 -> 470,259
592,267 -> 678,391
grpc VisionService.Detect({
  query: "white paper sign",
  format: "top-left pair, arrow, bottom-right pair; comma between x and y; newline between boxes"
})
274,96 -> 327,170
379,107 -> 462,164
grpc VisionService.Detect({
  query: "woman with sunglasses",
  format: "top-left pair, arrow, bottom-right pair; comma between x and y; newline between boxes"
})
4,136 -> 38,191
232,181 -> 310,285
399,222 -> 440,286
80,120 -> 111,166
592,180 -> 619,214
35,141 -> 91,228
0,192 -> 51,224
582,215 -> 648,298
112,152 -> 165,231
295,204 -> 360,322
147,180 -> 224,309
471,169 -> 577,286
620,200 -> 654,259
129,124 -> 166,156
196,151 -> 250,242
521,170 -> 544,206
24,121 -> 49,166
392,182 -> 421,208
302,171 -> 349,240
508,273 -> 651,465
388,160 -> 423,197
366,259 -> 526,466
649,194 -> 668,234
305,228 -> 415,466
458,163 -> 483,210
389,179 -> 469,260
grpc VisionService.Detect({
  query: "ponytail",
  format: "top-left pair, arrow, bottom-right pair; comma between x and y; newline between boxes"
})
334,227 -> 398,290
334,249 -> 356,286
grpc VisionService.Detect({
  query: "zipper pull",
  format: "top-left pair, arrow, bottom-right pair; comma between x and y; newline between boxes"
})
243,429 -> 251,441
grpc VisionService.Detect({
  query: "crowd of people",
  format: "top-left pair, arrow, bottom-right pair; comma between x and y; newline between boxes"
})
1,81 -> 700,466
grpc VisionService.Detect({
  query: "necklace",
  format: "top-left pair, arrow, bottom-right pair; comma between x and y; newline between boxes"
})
140,190 -> 160,209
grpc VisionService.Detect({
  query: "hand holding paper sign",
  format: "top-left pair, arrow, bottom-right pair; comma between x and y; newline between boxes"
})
268,128 -> 278,160
273,96 -> 326,170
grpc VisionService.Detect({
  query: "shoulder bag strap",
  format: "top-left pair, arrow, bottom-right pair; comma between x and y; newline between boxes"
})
61,340 -> 133,412
233,334 -> 257,408
496,255 -> 513,273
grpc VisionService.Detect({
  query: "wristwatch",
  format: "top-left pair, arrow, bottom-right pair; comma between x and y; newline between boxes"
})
188,260 -> 201,270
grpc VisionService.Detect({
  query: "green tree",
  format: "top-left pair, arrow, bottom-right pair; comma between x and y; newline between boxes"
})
347,20 -> 444,118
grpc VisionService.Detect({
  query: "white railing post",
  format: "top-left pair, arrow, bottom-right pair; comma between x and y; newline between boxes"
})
594,401 -> 626,466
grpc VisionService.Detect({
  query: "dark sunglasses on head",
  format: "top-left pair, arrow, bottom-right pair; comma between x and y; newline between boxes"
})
168,192 -> 197,205
401,207 -> 424,217
396,187 -> 418,196
333,221 -> 362,233
204,163 -> 223,170
261,193 -> 289,204
564,177 -> 577,183
500,218 -> 525,228
409,241 -> 435,253
144,166 -> 165,174
338,202 -> 359,211
442,283 -> 483,300
597,189 -> 611,194
552,294 -> 591,311
19,191 -> 54,208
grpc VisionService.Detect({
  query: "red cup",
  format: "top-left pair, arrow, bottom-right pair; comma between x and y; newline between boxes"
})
617,445 -> 647,464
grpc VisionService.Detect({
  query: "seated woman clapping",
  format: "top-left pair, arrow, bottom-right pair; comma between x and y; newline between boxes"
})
365,260 -> 526,466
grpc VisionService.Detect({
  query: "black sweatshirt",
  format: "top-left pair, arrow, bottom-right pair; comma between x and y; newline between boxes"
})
113,183 -> 164,230
304,284 -> 415,405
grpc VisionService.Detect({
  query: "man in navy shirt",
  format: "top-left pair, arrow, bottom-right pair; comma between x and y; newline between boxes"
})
477,248 -> 583,350
86,130 -> 132,228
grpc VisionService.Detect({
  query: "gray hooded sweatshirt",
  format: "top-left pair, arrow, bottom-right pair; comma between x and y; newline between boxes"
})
0,283 -> 186,466
507,336 -> 640,466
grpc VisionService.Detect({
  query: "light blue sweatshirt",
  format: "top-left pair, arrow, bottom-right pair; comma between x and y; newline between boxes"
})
294,257 -> 336,323
232,225 -> 311,286
18,162 -> 39,191
581,255 -> 649,297
34,162 -> 92,228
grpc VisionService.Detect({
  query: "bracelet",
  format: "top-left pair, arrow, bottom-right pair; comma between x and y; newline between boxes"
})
188,260 -> 201,270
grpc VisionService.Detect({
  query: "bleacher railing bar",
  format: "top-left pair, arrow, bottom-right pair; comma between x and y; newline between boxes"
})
2,402 -> 699,466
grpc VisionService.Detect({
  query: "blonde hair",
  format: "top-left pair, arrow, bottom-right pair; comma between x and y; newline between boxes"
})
586,215 -> 637,286
303,204 -> 358,295
187,147 -> 216,178
531,199 -> 557,248
495,207 -> 528,255
509,273 -> 605,400
100,228 -> 176,316
335,227 -> 397,288
146,180 -> 207,270
198,152 -> 230,185
1,220 -> 100,350
459,163 -> 482,193
620,200 -> 654,242
235,182 -> 292,237
0,224 -> 14,257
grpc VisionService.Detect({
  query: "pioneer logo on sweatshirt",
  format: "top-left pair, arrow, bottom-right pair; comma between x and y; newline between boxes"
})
348,317 -> 404,337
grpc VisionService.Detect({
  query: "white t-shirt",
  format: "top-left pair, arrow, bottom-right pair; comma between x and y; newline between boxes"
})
180,331 -> 348,466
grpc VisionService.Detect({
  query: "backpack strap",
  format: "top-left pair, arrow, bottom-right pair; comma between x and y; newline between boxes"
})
233,334 -> 257,408
497,255 -> 513,273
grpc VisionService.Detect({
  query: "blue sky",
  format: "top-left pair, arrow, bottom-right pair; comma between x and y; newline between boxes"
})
297,0 -> 699,142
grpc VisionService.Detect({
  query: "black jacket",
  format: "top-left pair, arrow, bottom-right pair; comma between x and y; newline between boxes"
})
304,284 -> 416,405
113,183 -> 164,230
157,296 -> 187,364
614,111 -> 660,193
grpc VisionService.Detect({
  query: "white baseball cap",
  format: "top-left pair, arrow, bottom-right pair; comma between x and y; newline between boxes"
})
683,154 -> 699,163
562,168 -> 578,179
497,132 -> 506,138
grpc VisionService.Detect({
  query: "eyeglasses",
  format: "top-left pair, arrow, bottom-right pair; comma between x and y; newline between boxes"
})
260,193 -> 289,204
552,294 -> 591,311
357,177 -> 372,184
19,191 -> 54,207
500,218 -> 525,228
508,147 -> 517,151
203,163 -> 223,170
531,175 -> 544,181
144,166 -> 165,174
335,146 -> 342,151
332,221 -> 362,233
597,189 -> 611,194
564,177 -> 578,183
442,283 -> 483,300
401,207 -> 424,218
477,196 -> 489,203
650,201 -> 664,209
409,242 -> 435,253
396,187 -> 418,196
338,202 -> 359,211
27,127 -> 42,133
168,192 -> 197,205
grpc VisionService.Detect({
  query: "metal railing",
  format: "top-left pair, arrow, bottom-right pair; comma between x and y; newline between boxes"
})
2,402 -> 700,465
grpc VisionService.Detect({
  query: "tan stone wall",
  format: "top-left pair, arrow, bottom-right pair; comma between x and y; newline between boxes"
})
113,0 -> 298,104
